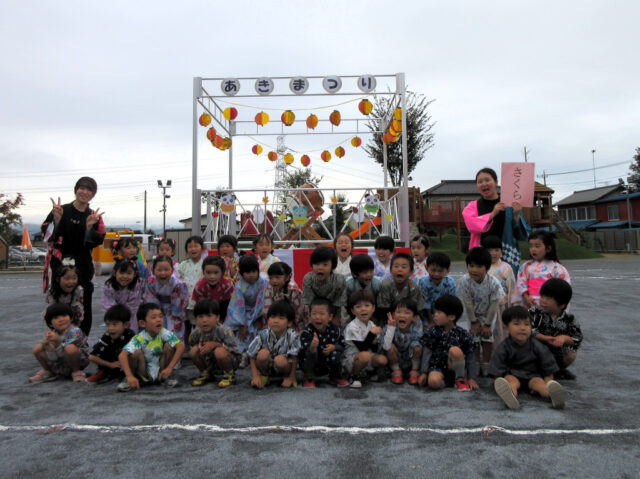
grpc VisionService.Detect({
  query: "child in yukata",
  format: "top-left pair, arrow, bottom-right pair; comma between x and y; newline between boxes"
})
457,247 -> 505,375
418,252 -> 457,328
217,234 -> 240,284
342,290 -> 387,388
381,298 -> 423,385
87,304 -> 135,384
377,252 -> 425,324
483,235 -> 517,344
344,253 -> 382,328
189,299 -> 241,388
490,306 -> 565,410
418,294 -> 479,392
45,260 -> 84,328
302,246 -> 346,316
30,303 -> 90,384
410,234 -> 430,283
192,256 -> 234,323
373,235 -> 394,281
247,300 -> 301,389
176,235 -> 206,344
263,262 -> 307,332
253,234 -> 280,279
333,233 -> 354,277
117,302 -> 184,391
299,298 -> 349,388
530,278 -> 582,380
112,237 -> 149,281
102,259 -> 145,333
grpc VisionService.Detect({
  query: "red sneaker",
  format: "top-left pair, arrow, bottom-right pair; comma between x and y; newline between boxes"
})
329,377 -> 350,388
455,378 -> 471,391
302,378 -> 316,388
87,370 -> 106,383
391,370 -> 404,385
408,369 -> 420,385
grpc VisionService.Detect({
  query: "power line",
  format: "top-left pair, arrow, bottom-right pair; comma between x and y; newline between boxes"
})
541,160 -> 629,177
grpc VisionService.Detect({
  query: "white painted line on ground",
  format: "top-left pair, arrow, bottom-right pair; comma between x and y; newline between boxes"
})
1,424 -> 639,436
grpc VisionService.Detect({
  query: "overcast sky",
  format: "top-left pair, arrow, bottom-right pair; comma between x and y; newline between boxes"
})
2,1 -> 639,228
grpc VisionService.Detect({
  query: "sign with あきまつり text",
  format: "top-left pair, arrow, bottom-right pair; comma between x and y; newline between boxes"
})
501,162 -> 535,207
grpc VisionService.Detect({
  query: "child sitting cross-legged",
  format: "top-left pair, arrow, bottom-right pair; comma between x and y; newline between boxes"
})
117,302 -> 185,391
342,290 -> 387,388
87,304 -> 135,384
189,298 -> 241,388
247,300 -> 301,389
299,298 -> 349,388
418,294 -> 479,392
381,298 -> 423,385
30,303 -> 90,383
489,306 -> 566,410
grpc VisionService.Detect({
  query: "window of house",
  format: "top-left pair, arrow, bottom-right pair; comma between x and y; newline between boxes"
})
607,205 -> 619,221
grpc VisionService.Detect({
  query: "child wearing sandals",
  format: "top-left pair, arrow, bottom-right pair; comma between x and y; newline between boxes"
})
381,298 -> 423,385
489,306 -> 565,409
30,303 -> 89,383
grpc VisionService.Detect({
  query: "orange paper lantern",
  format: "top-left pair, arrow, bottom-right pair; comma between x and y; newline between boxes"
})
268,151 -> 278,162
214,135 -> 224,148
223,107 -> 238,121
301,155 -> 311,167
351,136 -> 362,147
284,153 -> 294,164
199,113 -> 212,126
394,108 -> 402,121
252,144 -> 263,155
388,124 -> 400,137
321,151 -> 331,162
358,99 -> 373,115
281,110 -> 295,126
329,110 -> 341,126
335,146 -> 345,158
221,137 -> 232,150
392,119 -> 402,132
306,114 -> 318,129
206,127 -> 217,141
254,111 -> 269,126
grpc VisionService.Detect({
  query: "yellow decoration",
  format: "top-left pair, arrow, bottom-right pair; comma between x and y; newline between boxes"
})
277,214 -> 286,221
306,114 -> 318,129
392,119 -> 402,132
268,151 -> 278,162
281,110 -> 295,126
221,138 -> 232,150
335,146 -> 345,158
199,113 -> 212,126
358,99 -> 373,115
389,124 -> 400,137
321,151 -> 331,162
384,214 -> 394,221
394,108 -> 402,121
301,155 -> 311,167
262,197 -> 269,204
252,144 -> 263,155
331,196 -> 338,204
255,111 -> 269,126
329,110 -> 341,126
284,153 -> 294,164
223,107 -> 238,121
351,136 -> 362,147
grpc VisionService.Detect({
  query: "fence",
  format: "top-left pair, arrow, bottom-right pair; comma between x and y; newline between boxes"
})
581,230 -> 640,253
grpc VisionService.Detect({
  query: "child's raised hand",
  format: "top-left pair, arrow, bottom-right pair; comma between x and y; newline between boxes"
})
322,344 -> 336,356
50,197 -> 63,224
310,333 -> 319,352
387,312 -> 396,327
468,378 -> 480,390
371,326 -> 383,336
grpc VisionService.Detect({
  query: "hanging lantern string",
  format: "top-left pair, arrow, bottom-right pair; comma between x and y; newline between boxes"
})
247,135 -> 355,154
217,95 -> 367,112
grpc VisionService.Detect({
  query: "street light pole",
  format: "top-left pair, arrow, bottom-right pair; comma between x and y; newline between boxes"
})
157,180 -> 172,237
591,149 -> 596,188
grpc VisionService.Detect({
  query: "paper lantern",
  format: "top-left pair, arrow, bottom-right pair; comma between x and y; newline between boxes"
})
199,113 -> 212,126
351,136 -> 362,147
321,150 -> 331,162
255,111 -> 269,126
223,107 -> 238,121
389,124 -> 400,137
392,119 -> 402,132
268,151 -> 278,162
252,144 -> 263,155
206,127 -> 217,141
306,114 -> 318,129
284,153 -> 294,164
335,146 -> 345,158
394,108 -> 402,121
382,133 -> 395,145
358,99 -> 373,115
214,135 -> 224,148
300,155 -> 311,167
329,110 -> 341,126
281,110 -> 295,126
221,137 -> 232,150
390,133 -> 399,143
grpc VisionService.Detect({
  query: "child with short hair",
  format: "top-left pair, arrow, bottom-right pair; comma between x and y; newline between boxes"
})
418,252 -> 457,328
530,278 -> 582,380
217,234 -> 240,284
45,260 -> 84,328
113,237 -> 149,280
87,304 -> 135,383
177,235 -> 206,343
381,298 -> 423,385
483,235 -> 517,344
102,258 -> 145,333
410,234 -> 431,282
117,302 -> 185,391
342,290 -> 387,388
346,254 -> 382,298
457,247 -> 505,374
418,294 -> 478,391
377,253 -> 425,322
30,303 -> 89,383
299,298 -> 349,388
155,238 -> 179,277
373,235 -> 395,280
247,300 -> 301,389
263,262 -> 307,331
192,256 -> 234,322
189,298 -> 241,388
334,233 -> 354,277
253,234 -> 280,279
302,246 -> 346,313
490,306 -> 565,409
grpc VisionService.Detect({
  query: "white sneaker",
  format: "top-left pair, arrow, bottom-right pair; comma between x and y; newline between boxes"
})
117,380 -> 131,392
164,378 -> 179,388
494,377 -> 519,410
173,360 -> 182,370
547,380 -> 566,409
350,379 -> 362,389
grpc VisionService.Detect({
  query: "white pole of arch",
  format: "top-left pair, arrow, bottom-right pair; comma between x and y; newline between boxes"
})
397,72 -> 410,246
192,77 -> 202,236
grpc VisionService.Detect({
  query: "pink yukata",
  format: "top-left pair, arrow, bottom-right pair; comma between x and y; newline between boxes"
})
516,260 -> 571,307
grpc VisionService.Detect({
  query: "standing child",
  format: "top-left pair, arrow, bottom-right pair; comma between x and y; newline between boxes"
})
489,306 -> 566,409
189,299 -> 241,388
263,262 -> 307,331
253,234 -> 280,279
373,235 -> 394,281
247,300 -> 301,389
102,259 -> 145,333
144,255 -> 189,343
483,235 -> 517,344
155,238 -> 179,279
381,298 -> 423,385
177,236 -> 206,344
517,230 -> 571,308
117,302 -> 184,391
457,247 -> 505,375
192,256 -> 235,322
87,304 -> 135,383
45,259 -> 84,328
334,233 -> 354,277
217,234 -> 240,284
418,252 -> 457,328
113,237 -> 149,281
302,246 -> 347,316
530,278 -> 582,380
342,290 -> 387,388
30,303 -> 89,383
377,253 -> 426,323
299,298 -> 349,388
418,295 -> 479,391
410,234 -> 431,283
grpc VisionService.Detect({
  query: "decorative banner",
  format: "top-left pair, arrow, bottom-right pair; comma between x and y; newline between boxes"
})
252,144 -> 263,155
255,77 -> 274,96
357,75 -> 376,93
322,76 -> 342,93
364,194 -> 380,215
199,113 -> 211,126
329,110 -> 341,126
268,151 -> 278,162
501,162 -> 535,207
301,155 -> 311,167
221,78 -> 240,96
223,107 -> 238,121
219,193 -> 236,214
262,196 -> 269,204
284,153 -> 294,164
206,127 -> 216,141
306,114 -> 318,129
255,111 -> 269,126
384,214 -> 394,221
281,110 -> 295,126
358,99 -> 373,115
289,77 -> 309,95
351,136 -> 362,147
335,146 -> 345,158
321,151 -> 331,162
292,206 -> 309,225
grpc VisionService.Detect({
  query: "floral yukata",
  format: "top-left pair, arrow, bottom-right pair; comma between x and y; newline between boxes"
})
516,260 -> 571,307
262,281 -> 308,331
177,257 -> 204,310
45,286 -> 84,327
143,276 -> 189,341
122,328 -> 181,380
102,281 -> 145,332
225,276 -> 268,352
411,259 -> 428,283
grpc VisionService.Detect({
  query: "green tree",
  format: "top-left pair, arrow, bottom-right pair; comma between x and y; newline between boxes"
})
364,91 -> 435,186
282,168 -> 322,189
0,193 -> 24,243
628,147 -> 640,192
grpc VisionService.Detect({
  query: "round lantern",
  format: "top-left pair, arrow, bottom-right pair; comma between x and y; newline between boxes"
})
392,119 -> 402,132
206,127 -> 217,141
329,110 -> 341,126
255,111 -> 269,126
382,133 -> 394,145
335,146 -> 345,158
394,108 -> 402,121
306,114 -> 318,129
300,155 -> 311,167
284,153 -> 294,164
223,107 -> 238,121
268,151 -> 278,162
214,135 -> 224,148
221,137 -> 232,150
351,136 -> 362,147
252,144 -> 263,155
321,151 -> 331,162
389,124 -> 400,137
358,99 -> 373,115
199,113 -> 212,126
281,110 -> 295,126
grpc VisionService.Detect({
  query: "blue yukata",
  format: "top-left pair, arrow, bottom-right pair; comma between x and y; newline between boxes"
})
225,275 -> 268,352
299,322 -> 345,379
418,275 -> 457,314
381,320 -> 424,371
420,325 -> 478,380
373,258 -> 392,281
246,327 -> 301,360
143,276 -> 189,341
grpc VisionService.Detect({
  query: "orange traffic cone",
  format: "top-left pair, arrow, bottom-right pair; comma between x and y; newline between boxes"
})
21,225 -> 32,250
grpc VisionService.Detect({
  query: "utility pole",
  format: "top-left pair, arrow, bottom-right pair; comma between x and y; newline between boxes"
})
144,190 -> 147,233
542,170 -> 547,186
591,149 -> 596,188
523,146 -> 530,162
158,180 -> 172,236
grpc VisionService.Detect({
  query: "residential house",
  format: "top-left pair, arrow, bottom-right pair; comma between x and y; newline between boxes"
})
555,185 -> 640,229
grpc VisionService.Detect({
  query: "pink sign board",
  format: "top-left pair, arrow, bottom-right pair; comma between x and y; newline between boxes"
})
501,162 -> 535,207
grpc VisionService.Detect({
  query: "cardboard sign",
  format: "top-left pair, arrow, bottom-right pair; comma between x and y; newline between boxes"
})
501,162 -> 535,207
